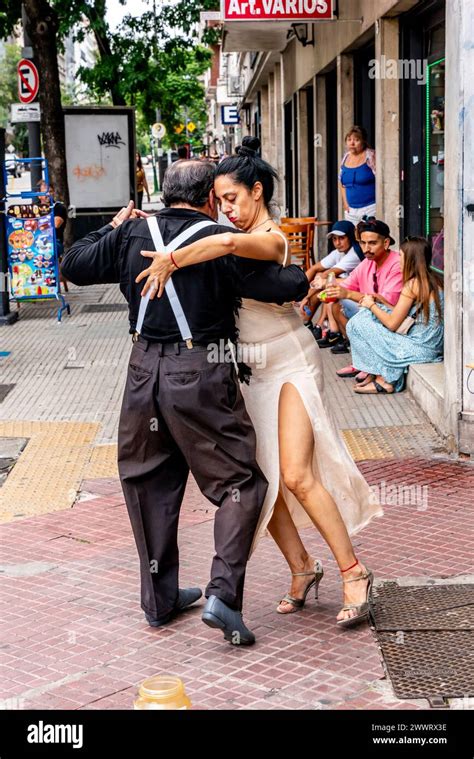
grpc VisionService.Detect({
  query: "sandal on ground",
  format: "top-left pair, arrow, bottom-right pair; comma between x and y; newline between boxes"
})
354,380 -> 394,394
336,364 -> 359,378
355,371 -> 370,383
337,560 -> 374,629
276,560 -> 324,614
354,373 -> 376,388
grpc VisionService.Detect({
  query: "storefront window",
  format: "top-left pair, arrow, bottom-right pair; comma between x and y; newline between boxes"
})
425,56 -> 445,273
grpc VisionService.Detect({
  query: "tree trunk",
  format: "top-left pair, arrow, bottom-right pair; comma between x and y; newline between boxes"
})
23,0 -> 72,245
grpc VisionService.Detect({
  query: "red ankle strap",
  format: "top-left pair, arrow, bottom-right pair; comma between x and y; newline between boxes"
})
341,559 -> 359,573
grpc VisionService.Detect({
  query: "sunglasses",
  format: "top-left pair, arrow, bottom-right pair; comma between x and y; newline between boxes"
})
372,271 -> 379,294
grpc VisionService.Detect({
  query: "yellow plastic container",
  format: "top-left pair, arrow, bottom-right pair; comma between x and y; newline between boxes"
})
134,675 -> 191,710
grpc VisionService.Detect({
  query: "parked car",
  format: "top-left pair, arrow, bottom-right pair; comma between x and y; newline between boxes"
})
4,153 -> 22,178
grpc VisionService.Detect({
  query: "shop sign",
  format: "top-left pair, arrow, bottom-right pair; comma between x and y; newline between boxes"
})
222,0 -> 334,22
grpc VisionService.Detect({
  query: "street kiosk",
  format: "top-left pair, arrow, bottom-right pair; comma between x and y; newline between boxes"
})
2,157 -> 70,322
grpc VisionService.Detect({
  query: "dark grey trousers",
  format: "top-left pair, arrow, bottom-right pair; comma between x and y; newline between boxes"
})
117,337 -> 268,620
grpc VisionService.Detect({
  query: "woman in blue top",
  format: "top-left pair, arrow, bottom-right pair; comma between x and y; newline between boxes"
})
340,125 -> 376,225
347,236 -> 444,393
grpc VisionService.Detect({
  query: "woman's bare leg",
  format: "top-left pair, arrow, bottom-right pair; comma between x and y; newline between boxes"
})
278,382 -> 370,622
267,491 -> 316,612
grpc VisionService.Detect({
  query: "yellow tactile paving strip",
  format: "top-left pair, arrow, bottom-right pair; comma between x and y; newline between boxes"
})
0,421 -> 441,523
343,429 -> 392,461
0,421 -> 99,523
343,424 -> 440,461
84,444 -> 118,479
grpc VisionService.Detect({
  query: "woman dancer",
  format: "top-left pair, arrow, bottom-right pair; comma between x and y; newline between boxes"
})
137,138 -> 383,627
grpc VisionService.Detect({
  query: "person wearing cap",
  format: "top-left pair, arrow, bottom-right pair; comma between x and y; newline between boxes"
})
302,220 -> 365,350
324,218 -> 403,378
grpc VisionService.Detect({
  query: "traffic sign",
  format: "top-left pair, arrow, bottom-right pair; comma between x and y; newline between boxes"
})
221,105 -> 240,125
174,124 -> 185,135
17,59 -> 39,104
11,102 -> 41,123
152,122 -> 166,139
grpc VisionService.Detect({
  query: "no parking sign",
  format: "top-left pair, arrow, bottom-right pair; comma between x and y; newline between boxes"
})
17,59 -> 39,104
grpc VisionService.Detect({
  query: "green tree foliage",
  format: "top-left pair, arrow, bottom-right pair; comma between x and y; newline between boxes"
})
76,2 -> 216,144
0,0 -> 220,183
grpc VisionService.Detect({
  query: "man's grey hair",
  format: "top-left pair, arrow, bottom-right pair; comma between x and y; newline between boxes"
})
162,159 -> 216,208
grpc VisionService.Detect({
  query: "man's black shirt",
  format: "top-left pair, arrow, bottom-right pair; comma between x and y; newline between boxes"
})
61,207 -> 309,343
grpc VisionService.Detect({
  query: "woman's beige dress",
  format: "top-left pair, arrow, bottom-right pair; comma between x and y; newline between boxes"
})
237,231 -> 383,554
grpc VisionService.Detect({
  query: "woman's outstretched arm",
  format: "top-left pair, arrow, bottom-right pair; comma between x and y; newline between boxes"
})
136,229 -> 286,298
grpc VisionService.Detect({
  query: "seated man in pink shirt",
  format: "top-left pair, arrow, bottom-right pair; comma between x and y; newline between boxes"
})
323,217 -> 403,377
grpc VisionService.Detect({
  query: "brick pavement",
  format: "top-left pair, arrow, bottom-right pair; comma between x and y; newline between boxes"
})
0,283 -> 472,711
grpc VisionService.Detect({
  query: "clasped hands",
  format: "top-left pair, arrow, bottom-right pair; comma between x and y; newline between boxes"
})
110,200 -> 148,228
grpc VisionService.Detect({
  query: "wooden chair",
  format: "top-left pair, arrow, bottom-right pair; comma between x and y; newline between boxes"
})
281,217 -> 334,266
281,216 -> 316,263
279,222 -> 313,270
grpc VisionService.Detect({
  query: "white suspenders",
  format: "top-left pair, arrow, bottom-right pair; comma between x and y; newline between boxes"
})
134,217 -> 217,347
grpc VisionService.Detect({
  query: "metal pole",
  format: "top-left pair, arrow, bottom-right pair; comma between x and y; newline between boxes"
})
21,4 -> 42,191
150,129 -> 159,194
0,128 -> 19,325
155,108 -> 161,193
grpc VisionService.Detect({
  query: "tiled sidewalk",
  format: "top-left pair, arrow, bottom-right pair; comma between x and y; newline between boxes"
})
1,460 -> 472,711
0,283 -> 472,710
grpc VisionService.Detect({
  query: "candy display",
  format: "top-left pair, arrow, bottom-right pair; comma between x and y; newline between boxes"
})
6,203 -> 59,299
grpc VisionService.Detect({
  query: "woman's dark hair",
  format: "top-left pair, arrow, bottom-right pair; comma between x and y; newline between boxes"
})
344,125 -> 369,150
215,136 -> 279,208
136,153 -> 143,170
400,236 -> 443,323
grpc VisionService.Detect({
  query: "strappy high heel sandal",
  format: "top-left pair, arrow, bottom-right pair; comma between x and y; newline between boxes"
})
276,560 -> 324,614
337,559 -> 373,628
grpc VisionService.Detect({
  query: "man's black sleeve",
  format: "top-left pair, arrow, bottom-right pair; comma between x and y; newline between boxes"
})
233,258 -> 310,303
61,224 -> 123,285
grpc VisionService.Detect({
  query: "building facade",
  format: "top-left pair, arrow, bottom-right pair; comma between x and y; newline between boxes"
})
215,0 -> 473,454
203,41 -> 244,157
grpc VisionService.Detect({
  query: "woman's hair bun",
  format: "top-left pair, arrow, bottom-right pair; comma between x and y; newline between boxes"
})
236,135 -> 261,157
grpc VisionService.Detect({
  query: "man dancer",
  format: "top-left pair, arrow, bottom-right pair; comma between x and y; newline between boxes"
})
62,160 -> 309,645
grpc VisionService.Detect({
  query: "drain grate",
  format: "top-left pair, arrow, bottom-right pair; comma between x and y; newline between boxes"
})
371,582 -> 474,702
0,385 -> 15,403
377,629 -> 474,700
82,303 -> 128,313
371,582 -> 474,630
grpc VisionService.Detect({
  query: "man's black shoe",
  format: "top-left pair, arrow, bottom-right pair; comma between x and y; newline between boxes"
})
305,322 -> 322,341
201,595 -> 255,645
145,587 -> 202,627
330,338 -> 350,354
317,330 -> 341,348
